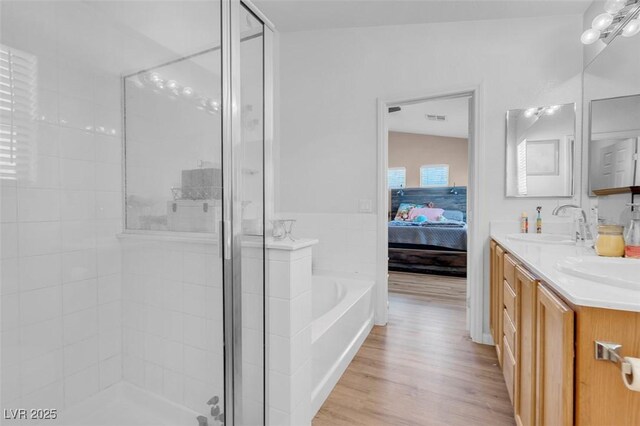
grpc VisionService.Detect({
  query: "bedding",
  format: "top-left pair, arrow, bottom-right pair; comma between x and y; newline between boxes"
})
408,207 -> 444,221
388,219 -> 467,250
394,203 -> 419,221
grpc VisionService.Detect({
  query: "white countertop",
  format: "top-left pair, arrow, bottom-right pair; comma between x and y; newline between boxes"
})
491,232 -> 640,313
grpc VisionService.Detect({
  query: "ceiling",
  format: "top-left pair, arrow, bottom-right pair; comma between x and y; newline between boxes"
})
253,0 -> 592,32
388,97 -> 470,138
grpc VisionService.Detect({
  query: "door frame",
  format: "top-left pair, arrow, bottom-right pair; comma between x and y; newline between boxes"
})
375,87 -> 486,344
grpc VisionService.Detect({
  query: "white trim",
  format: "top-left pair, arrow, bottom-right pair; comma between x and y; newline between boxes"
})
376,87 -> 485,344
482,333 -> 494,345
376,98 -> 390,325
591,129 -> 640,141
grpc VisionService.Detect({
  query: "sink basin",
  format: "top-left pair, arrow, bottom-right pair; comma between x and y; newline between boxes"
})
556,256 -> 640,289
506,233 -> 575,245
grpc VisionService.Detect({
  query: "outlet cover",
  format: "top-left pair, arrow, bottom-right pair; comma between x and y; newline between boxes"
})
358,199 -> 373,213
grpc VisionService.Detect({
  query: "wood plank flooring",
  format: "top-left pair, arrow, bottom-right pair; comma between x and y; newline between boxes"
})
388,271 -> 467,304
313,272 -> 515,426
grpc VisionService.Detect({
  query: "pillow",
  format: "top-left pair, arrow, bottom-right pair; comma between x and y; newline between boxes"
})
442,210 -> 464,222
394,203 -> 419,221
409,207 -> 444,221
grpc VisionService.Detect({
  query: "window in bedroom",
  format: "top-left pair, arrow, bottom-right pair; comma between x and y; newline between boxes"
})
388,167 -> 406,189
420,164 -> 449,187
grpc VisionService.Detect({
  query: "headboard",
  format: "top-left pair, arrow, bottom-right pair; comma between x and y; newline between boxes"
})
391,186 -> 467,221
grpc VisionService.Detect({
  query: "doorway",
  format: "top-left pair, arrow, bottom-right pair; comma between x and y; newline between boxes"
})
376,90 -> 483,343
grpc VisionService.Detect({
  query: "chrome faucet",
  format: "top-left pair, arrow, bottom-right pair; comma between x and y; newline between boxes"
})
552,204 -> 593,243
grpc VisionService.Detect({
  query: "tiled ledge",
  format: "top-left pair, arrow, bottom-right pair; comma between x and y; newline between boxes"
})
266,238 -> 319,251
117,231 -> 218,245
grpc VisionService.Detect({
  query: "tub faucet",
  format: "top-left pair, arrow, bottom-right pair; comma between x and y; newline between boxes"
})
552,204 -> 593,242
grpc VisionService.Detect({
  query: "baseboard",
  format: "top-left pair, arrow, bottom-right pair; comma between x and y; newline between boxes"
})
481,332 -> 494,346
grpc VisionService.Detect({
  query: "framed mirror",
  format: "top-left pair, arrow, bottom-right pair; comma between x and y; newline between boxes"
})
584,23 -> 640,195
505,103 -> 575,197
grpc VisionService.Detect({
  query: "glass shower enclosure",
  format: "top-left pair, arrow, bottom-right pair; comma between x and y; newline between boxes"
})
0,1 -> 270,425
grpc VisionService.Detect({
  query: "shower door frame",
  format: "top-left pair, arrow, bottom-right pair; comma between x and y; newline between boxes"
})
118,0 -> 274,423
223,0 -> 275,424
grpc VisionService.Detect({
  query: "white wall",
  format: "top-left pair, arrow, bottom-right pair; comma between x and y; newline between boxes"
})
276,15 -> 584,335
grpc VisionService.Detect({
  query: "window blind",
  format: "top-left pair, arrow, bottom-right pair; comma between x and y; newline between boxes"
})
0,44 -> 37,182
516,140 -> 528,195
388,167 -> 406,189
420,164 -> 449,187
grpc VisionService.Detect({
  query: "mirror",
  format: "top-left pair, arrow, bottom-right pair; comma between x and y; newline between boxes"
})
585,27 -> 640,195
505,103 -> 575,197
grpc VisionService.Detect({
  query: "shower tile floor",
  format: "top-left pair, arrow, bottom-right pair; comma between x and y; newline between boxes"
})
52,383 -> 205,426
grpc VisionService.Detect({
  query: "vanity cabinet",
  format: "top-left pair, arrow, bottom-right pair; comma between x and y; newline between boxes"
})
490,240 -> 574,425
489,240 -> 640,425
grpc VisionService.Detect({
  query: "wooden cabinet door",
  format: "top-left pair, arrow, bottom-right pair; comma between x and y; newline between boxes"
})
494,244 -> 505,365
490,241 -> 496,344
575,307 -> 640,425
515,266 -> 538,426
536,283 -> 574,426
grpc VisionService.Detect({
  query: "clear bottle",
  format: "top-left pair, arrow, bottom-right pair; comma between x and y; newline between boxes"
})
624,203 -> 640,259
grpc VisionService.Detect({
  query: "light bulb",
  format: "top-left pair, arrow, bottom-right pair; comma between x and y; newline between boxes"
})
166,80 -> 177,89
524,108 -> 536,118
149,72 -> 161,83
622,19 -> 640,37
581,28 -> 601,44
592,13 -> 614,31
182,87 -> 194,97
604,0 -> 626,15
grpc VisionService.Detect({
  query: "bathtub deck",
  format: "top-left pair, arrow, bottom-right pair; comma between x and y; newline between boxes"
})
313,273 -> 515,426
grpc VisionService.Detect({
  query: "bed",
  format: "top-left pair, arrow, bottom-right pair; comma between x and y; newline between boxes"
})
388,186 -> 467,277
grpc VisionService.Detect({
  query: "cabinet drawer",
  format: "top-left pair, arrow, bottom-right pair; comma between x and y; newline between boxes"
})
504,253 -> 517,291
503,335 -> 516,404
504,280 -> 517,325
503,308 -> 516,355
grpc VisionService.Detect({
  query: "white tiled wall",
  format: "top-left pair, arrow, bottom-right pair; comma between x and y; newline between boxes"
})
266,242 -> 314,426
0,54 -> 123,411
278,213 -> 377,278
120,240 -> 224,419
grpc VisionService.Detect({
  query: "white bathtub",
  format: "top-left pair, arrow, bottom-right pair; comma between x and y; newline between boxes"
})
311,275 -> 374,416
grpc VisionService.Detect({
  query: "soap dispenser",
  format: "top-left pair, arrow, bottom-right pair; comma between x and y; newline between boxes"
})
625,203 -> 640,259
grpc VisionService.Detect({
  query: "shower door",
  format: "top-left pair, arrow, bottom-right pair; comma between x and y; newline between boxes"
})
123,0 -> 268,425
0,0 -> 268,424
122,0 -> 269,424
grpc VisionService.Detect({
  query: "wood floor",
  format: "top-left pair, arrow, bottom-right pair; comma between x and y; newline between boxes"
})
313,272 -> 515,426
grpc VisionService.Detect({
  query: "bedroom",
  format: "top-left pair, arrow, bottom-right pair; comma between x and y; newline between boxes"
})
386,96 -> 470,306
